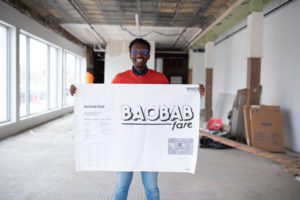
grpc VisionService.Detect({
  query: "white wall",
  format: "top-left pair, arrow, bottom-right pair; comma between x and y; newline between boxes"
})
261,0 -> 300,152
105,40 -> 155,83
213,0 -> 300,152
0,1 -> 86,140
189,49 -> 205,84
213,27 -> 248,123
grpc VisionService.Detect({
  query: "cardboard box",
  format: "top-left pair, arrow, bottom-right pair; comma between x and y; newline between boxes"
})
250,105 -> 285,152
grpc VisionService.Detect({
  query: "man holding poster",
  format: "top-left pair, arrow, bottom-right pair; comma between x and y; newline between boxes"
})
70,38 -> 205,200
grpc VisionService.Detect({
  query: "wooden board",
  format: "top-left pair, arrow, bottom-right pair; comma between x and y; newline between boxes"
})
243,105 -> 252,146
199,130 -> 300,175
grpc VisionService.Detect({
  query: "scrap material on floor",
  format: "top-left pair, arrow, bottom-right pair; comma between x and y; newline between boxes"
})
200,130 -> 300,176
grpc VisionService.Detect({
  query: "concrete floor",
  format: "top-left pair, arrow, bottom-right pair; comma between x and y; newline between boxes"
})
0,114 -> 299,200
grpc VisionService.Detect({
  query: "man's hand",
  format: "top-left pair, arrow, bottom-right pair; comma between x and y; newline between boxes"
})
70,84 -> 77,96
199,84 -> 205,97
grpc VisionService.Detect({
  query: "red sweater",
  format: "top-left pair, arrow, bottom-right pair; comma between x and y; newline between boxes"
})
112,69 -> 169,84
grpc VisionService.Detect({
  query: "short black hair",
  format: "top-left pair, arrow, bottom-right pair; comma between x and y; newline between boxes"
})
87,66 -> 94,74
129,38 -> 151,53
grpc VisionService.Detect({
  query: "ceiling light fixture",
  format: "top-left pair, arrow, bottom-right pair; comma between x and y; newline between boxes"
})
94,44 -> 105,52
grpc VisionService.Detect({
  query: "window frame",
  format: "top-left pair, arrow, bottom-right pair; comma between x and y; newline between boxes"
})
0,22 -> 11,124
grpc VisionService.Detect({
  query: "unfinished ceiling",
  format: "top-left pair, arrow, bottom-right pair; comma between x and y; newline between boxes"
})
3,0 -> 246,50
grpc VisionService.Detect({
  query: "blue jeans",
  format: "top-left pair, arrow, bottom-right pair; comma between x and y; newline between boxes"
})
114,172 -> 159,200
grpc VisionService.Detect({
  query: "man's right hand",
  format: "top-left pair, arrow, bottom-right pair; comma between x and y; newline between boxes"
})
199,84 -> 205,97
70,84 -> 77,96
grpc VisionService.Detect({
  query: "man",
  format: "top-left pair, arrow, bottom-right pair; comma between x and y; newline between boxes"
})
70,38 -> 205,200
85,66 -> 94,83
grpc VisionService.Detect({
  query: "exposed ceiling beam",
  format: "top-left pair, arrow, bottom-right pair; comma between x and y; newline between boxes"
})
188,0 -> 270,49
188,0 -> 245,48
169,0 -> 182,26
171,0 -> 212,49
114,0 -> 126,25
4,0 -> 259,50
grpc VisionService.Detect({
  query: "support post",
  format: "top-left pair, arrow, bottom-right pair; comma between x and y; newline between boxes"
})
246,11 -> 263,105
247,57 -> 261,105
205,68 -> 213,121
204,41 -> 214,121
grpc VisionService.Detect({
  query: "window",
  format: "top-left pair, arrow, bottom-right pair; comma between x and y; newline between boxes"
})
19,33 -> 60,117
19,34 -> 28,117
64,52 -> 76,106
76,57 -> 85,84
29,38 -> 48,114
0,24 -> 9,123
49,47 -> 59,109
64,52 -> 85,106
0,19 -> 86,125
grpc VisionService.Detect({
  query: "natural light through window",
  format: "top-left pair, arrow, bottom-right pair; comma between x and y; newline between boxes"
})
0,24 -> 8,123
19,34 -> 28,117
18,32 -> 85,117
19,33 -> 61,117
29,38 -> 48,114
49,47 -> 59,109
64,52 -> 76,106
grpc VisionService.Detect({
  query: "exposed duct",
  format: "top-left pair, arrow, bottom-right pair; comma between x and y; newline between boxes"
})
68,0 -> 107,48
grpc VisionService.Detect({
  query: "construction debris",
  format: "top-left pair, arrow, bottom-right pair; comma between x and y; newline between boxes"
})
200,130 -> 300,176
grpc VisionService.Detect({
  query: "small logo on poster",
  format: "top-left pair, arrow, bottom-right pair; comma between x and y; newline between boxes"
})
186,87 -> 198,92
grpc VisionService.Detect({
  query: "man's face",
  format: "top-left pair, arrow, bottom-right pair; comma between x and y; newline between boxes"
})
130,42 -> 150,69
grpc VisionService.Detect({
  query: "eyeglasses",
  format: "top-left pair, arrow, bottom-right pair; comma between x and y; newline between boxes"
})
130,49 -> 149,56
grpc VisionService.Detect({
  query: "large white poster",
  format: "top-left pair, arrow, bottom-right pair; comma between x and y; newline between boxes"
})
74,84 -> 200,173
